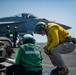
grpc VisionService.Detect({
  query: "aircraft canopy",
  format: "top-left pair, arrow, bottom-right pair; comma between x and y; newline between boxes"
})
15,13 -> 37,18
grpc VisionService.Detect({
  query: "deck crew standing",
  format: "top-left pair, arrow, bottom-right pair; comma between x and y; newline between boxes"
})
5,25 -> 10,38
13,26 -> 17,47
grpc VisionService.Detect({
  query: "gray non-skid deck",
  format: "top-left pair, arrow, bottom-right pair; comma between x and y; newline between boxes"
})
0,43 -> 76,75
12,46 -> 76,75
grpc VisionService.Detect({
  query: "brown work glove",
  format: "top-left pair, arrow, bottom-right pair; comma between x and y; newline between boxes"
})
43,46 -> 51,55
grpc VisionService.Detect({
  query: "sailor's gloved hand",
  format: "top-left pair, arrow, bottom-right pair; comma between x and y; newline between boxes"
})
43,46 -> 51,55
43,46 -> 47,50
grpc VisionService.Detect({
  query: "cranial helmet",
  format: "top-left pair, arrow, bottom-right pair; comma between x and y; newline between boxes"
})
14,26 -> 17,29
34,22 -> 46,34
23,34 -> 35,44
7,25 -> 10,29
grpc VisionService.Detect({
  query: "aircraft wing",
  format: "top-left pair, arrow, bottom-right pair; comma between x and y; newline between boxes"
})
53,22 -> 71,30
0,16 -> 26,25
0,16 -> 25,22
0,21 -> 24,25
39,18 -> 71,30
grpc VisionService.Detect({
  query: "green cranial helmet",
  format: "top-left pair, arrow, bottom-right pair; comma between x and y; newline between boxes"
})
34,22 -> 46,34
23,34 -> 35,44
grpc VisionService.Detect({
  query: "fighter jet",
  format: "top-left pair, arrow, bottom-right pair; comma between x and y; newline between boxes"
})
0,13 -> 71,37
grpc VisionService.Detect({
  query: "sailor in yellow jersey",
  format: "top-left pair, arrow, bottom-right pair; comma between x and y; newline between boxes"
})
34,22 -> 76,75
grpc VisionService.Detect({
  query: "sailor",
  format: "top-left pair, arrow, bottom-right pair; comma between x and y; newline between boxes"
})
5,25 -> 10,38
34,22 -> 76,75
6,34 -> 43,75
13,26 -> 17,47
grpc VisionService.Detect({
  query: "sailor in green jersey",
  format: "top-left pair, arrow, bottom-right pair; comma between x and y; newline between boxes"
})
6,34 -> 43,75
5,25 -> 10,38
